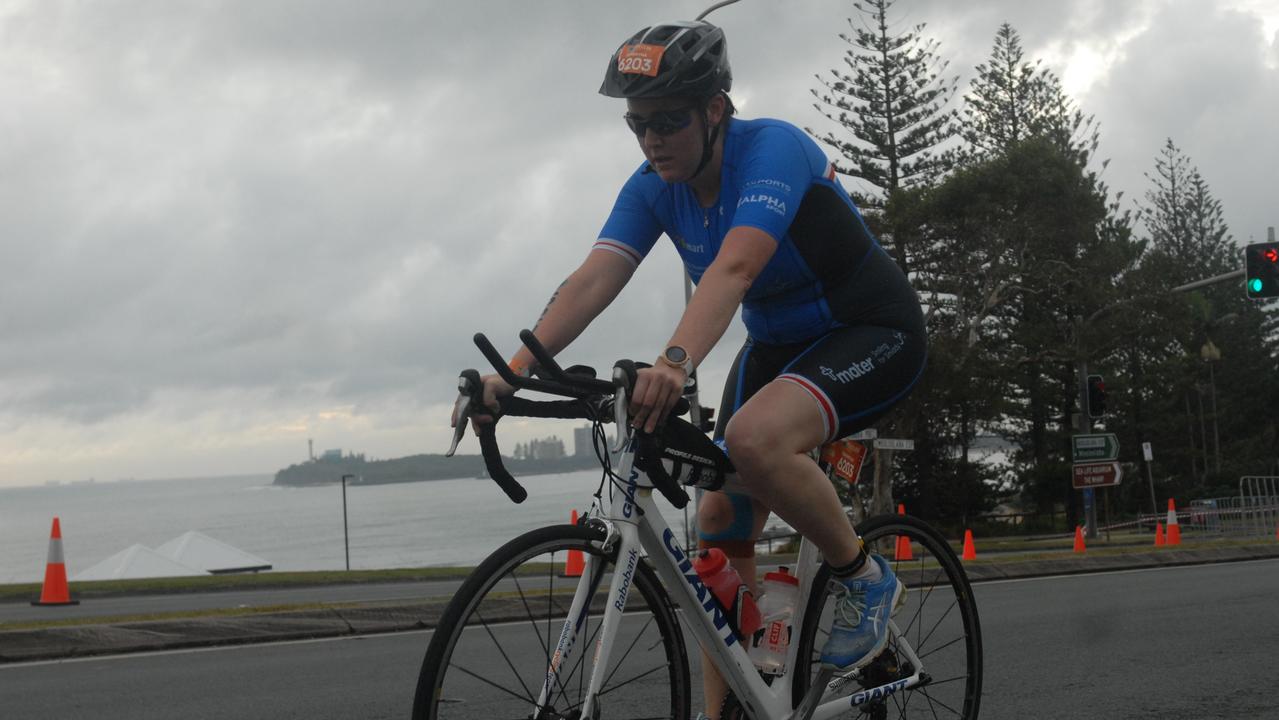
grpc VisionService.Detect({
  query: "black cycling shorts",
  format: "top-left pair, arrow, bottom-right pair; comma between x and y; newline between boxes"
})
713,323 -> 927,445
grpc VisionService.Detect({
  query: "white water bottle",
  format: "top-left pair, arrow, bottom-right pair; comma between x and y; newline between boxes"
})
749,566 -> 800,675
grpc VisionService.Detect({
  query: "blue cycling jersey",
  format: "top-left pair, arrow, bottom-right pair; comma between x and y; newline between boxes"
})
595,117 -> 913,345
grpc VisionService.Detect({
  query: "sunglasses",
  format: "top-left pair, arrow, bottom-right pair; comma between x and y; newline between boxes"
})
623,107 -> 697,137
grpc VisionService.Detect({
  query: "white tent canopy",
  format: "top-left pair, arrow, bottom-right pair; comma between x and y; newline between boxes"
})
155,531 -> 272,574
73,544 -> 208,581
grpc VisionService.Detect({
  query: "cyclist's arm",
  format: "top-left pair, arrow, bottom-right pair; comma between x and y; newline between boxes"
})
665,226 -> 776,366
628,226 -> 775,432
507,248 -> 637,374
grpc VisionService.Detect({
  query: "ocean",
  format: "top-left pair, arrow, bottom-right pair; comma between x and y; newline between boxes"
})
0,471 -> 708,585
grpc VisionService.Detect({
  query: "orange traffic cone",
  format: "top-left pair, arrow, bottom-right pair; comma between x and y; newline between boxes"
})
564,510 -> 584,577
961,529 -> 977,561
1073,526 -> 1086,554
1165,499 -> 1181,546
895,504 -> 914,561
1155,522 -> 1165,546
32,517 -> 78,606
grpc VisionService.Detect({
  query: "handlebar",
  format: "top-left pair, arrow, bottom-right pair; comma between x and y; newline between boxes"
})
448,331 -> 694,508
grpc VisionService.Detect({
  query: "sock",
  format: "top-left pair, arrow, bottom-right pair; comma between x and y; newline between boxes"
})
830,550 -> 882,583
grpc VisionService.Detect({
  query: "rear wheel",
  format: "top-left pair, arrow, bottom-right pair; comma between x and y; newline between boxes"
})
792,514 -> 983,719
413,524 -> 691,720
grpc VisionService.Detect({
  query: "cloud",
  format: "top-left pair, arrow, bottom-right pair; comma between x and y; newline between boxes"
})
0,0 -> 1274,485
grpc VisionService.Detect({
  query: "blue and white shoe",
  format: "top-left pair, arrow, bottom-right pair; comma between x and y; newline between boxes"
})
819,555 -> 904,670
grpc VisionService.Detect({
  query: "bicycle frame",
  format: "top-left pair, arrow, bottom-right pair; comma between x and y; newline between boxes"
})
535,436 -> 932,720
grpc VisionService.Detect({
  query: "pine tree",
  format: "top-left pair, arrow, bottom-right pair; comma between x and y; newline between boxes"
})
810,0 -> 959,207
962,24 -> 1098,163
1141,138 -> 1234,280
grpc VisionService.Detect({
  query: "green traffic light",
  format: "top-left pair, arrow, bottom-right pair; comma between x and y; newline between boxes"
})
1250,278 -> 1264,294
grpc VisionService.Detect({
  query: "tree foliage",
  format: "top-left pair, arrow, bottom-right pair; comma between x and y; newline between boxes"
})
805,12 -> 1278,530
961,23 -> 1099,163
810,0 -> 959,208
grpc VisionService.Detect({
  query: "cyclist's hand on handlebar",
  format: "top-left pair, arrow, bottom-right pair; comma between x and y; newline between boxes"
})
630,362 -> 687,433
451,373 -> 516,433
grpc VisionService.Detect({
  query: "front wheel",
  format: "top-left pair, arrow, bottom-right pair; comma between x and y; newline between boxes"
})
413,524 -> 692,720
792,514 -> 983,719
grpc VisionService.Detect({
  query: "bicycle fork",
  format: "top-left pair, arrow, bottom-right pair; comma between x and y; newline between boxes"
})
533,525 -> 641,720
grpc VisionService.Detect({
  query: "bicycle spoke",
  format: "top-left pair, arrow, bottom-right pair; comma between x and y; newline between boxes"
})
918,674 -> 968,689
596,663 -> 668,697
450,662 -> 534,704
917,633 -> 966,661
915,596 -> 959,651
917,684 -> 964,717
474,609 -> 538,702
599,613 -> 659,690
512,573 -> 555,660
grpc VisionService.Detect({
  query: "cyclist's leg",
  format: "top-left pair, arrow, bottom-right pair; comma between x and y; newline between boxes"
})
694,339 -> 774,720
695,491 -> 770,720
725,325 -> 926,669
722,380 -> 859,565
725,324 -> 926,558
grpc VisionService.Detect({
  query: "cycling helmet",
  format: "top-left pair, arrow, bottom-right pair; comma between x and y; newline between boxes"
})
599,21 -> 732,100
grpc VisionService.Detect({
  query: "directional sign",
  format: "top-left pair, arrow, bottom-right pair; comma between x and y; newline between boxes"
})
875,438 -> 915,451
1072,461 -> 1122,489
1072,433 -> 1119,462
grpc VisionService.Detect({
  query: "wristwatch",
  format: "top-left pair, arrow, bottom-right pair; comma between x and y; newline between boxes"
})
659,345 -> 695,383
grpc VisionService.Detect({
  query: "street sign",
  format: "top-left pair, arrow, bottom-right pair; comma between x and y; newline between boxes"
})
1142,442 -> 1153,462
1072,461 -> 1122,489
875,438 -> 915,451
1072,433 -> 1119,462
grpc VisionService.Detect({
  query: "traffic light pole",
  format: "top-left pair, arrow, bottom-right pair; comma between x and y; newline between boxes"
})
1076,359 -> 1100,539
1170,268 -> 1244,294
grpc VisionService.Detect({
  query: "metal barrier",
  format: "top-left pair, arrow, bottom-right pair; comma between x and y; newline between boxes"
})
1113,484 -> 1278,540
1240,476 -> 1279,538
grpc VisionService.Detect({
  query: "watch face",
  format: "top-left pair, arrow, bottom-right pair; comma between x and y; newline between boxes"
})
665,346 -> 688,363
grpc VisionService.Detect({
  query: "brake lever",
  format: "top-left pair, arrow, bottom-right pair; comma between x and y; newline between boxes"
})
446,369 -> 483,456
611,387 -> 631,453
611,363 -> 636,453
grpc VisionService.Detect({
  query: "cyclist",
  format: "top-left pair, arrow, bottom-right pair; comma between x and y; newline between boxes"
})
457,20 -> 926,719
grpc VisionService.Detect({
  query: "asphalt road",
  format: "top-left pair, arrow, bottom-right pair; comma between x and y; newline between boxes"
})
2,558 -> 1277,720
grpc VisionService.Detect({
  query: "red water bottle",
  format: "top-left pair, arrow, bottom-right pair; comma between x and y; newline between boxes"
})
691,548 -> 761,641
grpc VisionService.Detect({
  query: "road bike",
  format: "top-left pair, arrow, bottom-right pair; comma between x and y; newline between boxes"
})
412,331 -> 982,720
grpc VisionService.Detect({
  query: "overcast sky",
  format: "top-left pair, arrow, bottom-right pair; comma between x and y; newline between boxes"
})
1,0 -> 1275,488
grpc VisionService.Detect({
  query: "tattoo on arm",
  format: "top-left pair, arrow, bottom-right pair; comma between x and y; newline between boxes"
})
533,280 -> 569,332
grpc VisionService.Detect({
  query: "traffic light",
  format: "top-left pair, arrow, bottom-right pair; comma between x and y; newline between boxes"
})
1087,375 -> 1107,418
1245,240 -> 1279,299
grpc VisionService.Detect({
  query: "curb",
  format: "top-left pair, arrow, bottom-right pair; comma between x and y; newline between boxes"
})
3,546 -> 1277,664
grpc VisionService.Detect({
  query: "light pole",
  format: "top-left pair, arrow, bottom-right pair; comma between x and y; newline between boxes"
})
341,474 -> 353,571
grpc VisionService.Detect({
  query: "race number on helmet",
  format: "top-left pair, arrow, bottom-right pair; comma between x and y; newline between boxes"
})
599,21 -> 732,99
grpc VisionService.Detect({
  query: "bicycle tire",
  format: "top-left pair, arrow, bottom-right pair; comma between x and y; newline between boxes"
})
412,524 -> 692,720
792,514 -> 983,719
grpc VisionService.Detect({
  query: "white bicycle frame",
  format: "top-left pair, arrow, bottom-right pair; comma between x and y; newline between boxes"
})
533,436 -> 930,720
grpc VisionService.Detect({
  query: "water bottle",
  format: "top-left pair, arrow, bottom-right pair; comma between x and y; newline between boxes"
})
691,549 -> 761,642
749,566 -> 800,675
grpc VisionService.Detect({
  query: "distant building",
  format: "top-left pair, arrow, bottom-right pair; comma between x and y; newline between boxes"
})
574,426 -> 592,457
321,449 -> 342,461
